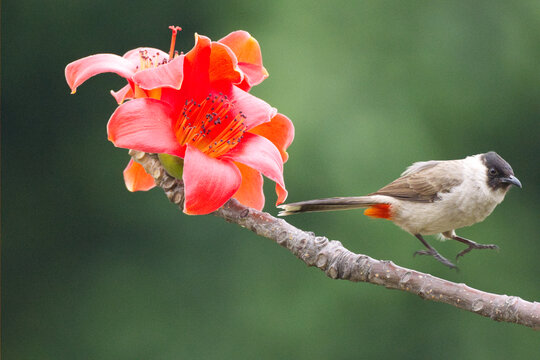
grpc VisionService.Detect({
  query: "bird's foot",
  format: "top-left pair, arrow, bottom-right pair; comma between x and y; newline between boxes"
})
414,249 -> 458,270
456,242 -> 499,260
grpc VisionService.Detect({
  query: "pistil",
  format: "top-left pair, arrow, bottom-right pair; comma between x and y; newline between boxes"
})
168,26 -> 182,59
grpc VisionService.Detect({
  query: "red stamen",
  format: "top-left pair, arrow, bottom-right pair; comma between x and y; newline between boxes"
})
168,26 -> 183,59
174,93 -> 247,158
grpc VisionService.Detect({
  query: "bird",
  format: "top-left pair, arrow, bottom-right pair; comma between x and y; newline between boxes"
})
278,152 -> 522,269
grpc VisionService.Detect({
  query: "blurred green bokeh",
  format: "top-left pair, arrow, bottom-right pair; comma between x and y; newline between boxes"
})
3,1 -> 540,359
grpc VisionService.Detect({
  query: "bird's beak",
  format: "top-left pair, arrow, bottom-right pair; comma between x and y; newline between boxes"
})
502,175 -> 522,188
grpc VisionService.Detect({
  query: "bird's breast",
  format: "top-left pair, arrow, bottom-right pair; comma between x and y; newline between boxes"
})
391,181 -> 503,235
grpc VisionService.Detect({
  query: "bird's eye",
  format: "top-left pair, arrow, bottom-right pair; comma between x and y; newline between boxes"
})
489,168 -> 498,176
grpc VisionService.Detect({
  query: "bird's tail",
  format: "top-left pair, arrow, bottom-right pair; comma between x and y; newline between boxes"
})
278,196 -> 387,216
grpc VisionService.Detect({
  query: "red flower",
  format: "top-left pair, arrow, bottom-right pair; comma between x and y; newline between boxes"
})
65,27 -> 293,215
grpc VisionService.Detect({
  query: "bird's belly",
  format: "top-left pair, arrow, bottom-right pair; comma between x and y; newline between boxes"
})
391,192 -> 500,235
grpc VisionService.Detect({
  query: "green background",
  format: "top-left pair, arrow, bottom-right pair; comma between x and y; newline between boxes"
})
3,1 -> 540,358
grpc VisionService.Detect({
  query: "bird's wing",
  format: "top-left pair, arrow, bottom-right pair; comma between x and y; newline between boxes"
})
371,161 -> 463,202
400,160 -> 442,176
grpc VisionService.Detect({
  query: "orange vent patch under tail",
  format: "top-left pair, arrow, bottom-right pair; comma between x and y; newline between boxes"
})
364,204 -> 392,220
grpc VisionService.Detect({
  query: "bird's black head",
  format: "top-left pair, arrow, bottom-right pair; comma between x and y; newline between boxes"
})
481,151 -> 522,191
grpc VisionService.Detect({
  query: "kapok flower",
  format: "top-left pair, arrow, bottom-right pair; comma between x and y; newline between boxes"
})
65,27 -> 294,215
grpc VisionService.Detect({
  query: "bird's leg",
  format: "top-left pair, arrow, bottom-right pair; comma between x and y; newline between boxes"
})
413,234 -> 457,269
443,232 -> 499,260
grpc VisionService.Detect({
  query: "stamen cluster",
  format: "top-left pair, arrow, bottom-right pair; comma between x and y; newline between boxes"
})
175,93 -> 247,157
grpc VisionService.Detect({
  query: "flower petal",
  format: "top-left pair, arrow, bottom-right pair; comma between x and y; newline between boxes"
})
65,54 -> 137,93
160,33 -> 212,110
219,31 -> 264,68
220,132 -> 284,190
107,98 -> 184,156
275,183 -> 288,205
123,158 -> 156,192
231,86 -> 277,129
233,162 -> 264,210
110,84 -> 134,104
183,145 -> 242,215
159,35 -> 214,111
249,113 -> 294,163
235,63 -> 269,91
132,55 -> 185,90
209,42 -> 243,84
184,34 -> 212,97
219,31 -> 268,90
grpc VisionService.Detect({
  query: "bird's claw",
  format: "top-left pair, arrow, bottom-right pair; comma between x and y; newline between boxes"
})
414,249 -> 458,270
456,243 -> 499,261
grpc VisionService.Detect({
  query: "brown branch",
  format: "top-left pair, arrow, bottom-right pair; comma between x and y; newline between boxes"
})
129,150 -> 540,330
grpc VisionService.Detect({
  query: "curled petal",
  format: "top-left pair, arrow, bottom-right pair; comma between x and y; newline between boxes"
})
65,54 -> 137,93
233,162 -> 264,210
110,84 -> 134,104
219,31 -> 268,90
133,55 -> 185,90
221,133 -> 284,190
107,98 -> 184,156
183,145 -> 242,215
219,31 -> 264,67
184,34 -> 212,92
249,113 -> 294,162
234,63 -> 269,91
123,159 -> 156,192
275,183 -> 288,205
186,34 -> 212,63
209,42 -> 243,84
231,86 -> 277,129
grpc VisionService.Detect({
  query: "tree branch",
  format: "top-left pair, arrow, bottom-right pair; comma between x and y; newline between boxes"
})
129,150 -> 540,330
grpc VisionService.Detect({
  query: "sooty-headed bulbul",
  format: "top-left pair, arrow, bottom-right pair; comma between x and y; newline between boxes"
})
278,152 -> 521,269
